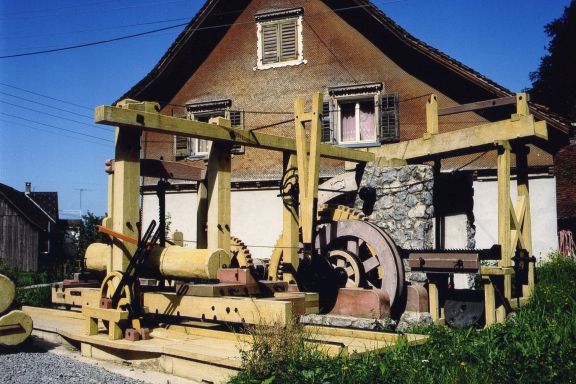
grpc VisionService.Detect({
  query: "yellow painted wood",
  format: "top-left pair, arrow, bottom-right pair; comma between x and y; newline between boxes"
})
497,141 -> 512,300
110,101 -> 160,272
82,307 -> 129,323
515,146 -> 534,297
428,283 -> 440,322
480,266 -> 515,276
0,274 -> 15,314
206,142 -> 232,256
484,281 -> 496,326
371,116 -> 547,161
196,180 -> 208,249
496,305 -> 506,323
51,287 -> 101,308
281,152 -> 299,283
0,310 -> 33,346
149,246 -> 230,279
95,104 -> 374,163
142,292 -> 293,325
425,94 -> 439,137
172,231 -> 184,247
516,93 -> 529,116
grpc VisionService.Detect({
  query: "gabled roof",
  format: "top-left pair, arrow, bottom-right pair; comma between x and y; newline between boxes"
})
0,183 -> 55,229
121,0 -> 570,143
29,192 -> 59,221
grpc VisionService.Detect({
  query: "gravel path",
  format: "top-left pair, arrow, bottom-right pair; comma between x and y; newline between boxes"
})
0,338 -> 200,384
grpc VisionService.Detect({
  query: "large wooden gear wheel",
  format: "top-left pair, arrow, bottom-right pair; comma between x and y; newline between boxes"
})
315,220 -> 405,308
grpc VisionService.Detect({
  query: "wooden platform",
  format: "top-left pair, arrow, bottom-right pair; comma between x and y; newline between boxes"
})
23,306 -> 427,384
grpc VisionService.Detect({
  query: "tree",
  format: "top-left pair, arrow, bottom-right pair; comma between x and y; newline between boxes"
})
529,0 -> 576,122
76,211 -> 109,266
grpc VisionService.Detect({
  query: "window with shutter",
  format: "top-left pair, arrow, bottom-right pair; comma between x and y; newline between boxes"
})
379,93 -> 399,142
255,8 -> 305,70
321,101 -> 333,143
328,83 -> 384,147
174,99 -> 244,159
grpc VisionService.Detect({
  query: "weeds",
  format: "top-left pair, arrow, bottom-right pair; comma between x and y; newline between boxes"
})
230,254 -> 576,384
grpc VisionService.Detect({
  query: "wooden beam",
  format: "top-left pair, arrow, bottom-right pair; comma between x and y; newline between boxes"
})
497,141 -> 512,301
206,140 -> 232,255
95,104 -> 374,163
282,152 -> 299,284
438,96 -> 516,116
371,116 -> 547,161
515,145 -> 534,297
425,94 -> 438,136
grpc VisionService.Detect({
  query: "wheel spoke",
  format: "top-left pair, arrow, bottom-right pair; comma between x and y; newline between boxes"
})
362,257 -> 379,273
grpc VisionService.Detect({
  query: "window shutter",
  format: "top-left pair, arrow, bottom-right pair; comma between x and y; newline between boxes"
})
279,20 -> 297,61
261,24 -> 278,64
230,110 -> 245,154
379,93 -> 399,142
174,136 -> 190,158
321,100 -> 333,143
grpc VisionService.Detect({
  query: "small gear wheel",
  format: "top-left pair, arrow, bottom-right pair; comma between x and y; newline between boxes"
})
230,236 -> 254,269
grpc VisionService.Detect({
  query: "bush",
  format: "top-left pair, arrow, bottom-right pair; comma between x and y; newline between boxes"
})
230,254 -> 576,384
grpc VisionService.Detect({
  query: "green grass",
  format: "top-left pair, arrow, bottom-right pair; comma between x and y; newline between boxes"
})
0,261 -> 53,309
230,254 -> 576,384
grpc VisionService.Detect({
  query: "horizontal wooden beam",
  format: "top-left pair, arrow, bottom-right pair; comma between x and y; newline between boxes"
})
371,115 -> 547,161
438,96 -> 517,116
95,105 -> 374,163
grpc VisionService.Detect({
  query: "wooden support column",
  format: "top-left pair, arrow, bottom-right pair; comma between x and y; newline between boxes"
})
294,93 -> 323,246
497,140 -> 512,300
282,152 -> 300,283
110,100 -> 158,272
516,146 -> 534,297
205,117 -> 232,258
424,94 -> 439,139
196,180 -> 208,249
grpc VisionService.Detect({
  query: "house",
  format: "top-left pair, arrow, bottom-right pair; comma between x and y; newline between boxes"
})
0,182 -> 59,271
119,0 -> 572,259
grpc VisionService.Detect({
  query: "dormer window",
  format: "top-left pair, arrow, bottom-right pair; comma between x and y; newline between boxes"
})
255,8 -> 306,70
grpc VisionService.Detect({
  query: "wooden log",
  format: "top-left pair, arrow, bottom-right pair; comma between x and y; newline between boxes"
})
0,274 -> 15,314
0,310 -> 33,346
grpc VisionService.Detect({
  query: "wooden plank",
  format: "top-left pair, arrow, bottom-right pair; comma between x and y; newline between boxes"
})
281,152 -> 299,284
206,140 -> 232,254
82,307 -> 129,322
97,225 -> 138,245
515,145 -> 534,297
480,266 -> 515,275
142,292 -> 293,325
95,105 -> 374,163
425,94 -> 438,136
484,280 -> 496,326
196,180 -> 208,249
428,283 -> 440,322
371,116 -> 547,161
438,96 -> 516,116
497,141 -> 512,300
140,159 -> 205,180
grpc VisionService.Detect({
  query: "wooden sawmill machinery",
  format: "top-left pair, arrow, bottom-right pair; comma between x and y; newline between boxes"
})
51,91 -> 545,340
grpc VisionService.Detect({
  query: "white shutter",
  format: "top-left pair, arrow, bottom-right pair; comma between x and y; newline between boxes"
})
174,136 -> 190,158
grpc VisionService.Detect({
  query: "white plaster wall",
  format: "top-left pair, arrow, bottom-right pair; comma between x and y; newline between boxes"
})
142,189 -> 284,259
443,214 -> 472,288
473,177 -> 558,260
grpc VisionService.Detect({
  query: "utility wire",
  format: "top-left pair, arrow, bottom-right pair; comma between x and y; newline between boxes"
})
0,118 -> 112,147
0,82 -> 92,110
0,90 -> 94,119
0,100 -> 111,133
0,22 -> 188,59
0,0 -> 404,59
0,112 -> 113,142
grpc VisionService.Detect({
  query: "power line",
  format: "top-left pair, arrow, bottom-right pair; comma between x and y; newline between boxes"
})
0,118 -> 112,147
0,99 -> 111,133
0,0 -> 405,60
0,22 -> 188,59
0,112 -> 113,143
0,82 -> 92,110
0,90 -> 94,119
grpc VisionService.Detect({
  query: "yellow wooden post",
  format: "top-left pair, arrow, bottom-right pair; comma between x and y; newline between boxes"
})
516,146 -> 534,297
206,139 -> 231,256
111,100 -> 158,272
196,180 -> 208,249
282,152 -> 300,283
497,140 -> 512,300
425,94 -> 439,138
428,283 -> 440,322
484,280 -> 496,326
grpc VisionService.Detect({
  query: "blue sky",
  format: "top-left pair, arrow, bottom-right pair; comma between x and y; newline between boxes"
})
0,0 -> 570,218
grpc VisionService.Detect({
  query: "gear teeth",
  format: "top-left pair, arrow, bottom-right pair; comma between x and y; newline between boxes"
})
230,236 -> 254,269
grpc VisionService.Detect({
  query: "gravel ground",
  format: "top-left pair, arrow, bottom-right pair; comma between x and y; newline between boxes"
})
0,338 -> 199,384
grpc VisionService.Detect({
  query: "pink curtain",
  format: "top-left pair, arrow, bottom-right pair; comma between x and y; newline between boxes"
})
341,104 -> 356,142
359,102 -> 375,141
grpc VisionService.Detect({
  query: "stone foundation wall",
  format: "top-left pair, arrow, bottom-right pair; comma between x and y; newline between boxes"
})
355,163 -> 434,250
